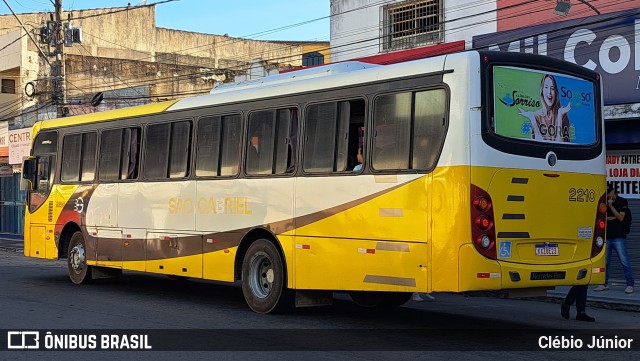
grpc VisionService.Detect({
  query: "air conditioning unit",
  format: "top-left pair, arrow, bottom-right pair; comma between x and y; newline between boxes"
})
63,22 -> 82,47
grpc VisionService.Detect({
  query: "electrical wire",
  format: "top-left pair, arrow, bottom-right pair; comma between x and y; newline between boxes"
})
12,0 -> 639,116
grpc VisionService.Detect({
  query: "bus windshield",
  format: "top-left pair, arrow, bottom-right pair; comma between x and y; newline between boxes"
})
492,66 -> 597,146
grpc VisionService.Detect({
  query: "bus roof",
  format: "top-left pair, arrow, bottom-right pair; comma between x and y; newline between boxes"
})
37,100 -> 178,130
36,51 -> 471,131
167,53 -> 454,112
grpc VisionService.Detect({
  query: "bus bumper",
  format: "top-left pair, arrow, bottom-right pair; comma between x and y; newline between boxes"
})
458,244 -> 606,291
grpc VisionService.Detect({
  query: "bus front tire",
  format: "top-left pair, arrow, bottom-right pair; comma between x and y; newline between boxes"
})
241,239 -> 293,314
67,232 -> 93,284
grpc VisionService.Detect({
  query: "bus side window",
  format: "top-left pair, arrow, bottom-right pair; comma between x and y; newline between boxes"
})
275,108 -> 296,175
62,132 -> 97,183
303,99 -> 364,174
196,114 -> 242,177
412,89 -> 447,170
99,129 -> 124,181
121,127 -> 140,180
373,89 -> 447,171
246,108 -> 296,175
99,127 -> 140,181
373,93 -> 411,170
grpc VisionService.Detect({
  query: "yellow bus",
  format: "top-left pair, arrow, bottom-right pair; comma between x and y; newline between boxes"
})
22,51 -> 606,313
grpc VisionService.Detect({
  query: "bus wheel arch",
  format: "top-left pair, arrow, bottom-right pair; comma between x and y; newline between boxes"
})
58,222 -> 82,259
234,228 -> 287,281
236,229 -> 293,313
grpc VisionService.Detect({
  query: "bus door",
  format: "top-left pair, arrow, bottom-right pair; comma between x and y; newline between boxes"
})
23,131 -> 58,259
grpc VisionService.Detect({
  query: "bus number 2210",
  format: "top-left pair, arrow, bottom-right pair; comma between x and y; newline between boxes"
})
569,188 -> 596,202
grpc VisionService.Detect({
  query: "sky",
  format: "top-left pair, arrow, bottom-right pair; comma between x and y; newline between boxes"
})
1,0 -> 331,41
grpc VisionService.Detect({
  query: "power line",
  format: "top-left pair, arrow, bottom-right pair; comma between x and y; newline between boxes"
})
14,0 -> 639,115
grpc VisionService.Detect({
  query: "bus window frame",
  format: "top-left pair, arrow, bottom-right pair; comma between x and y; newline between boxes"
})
60,131 -> 98,184
368,85 -> 450,175
141,118 -> 194,182
244,105 -> 300,178
479,52 -> 603,161
97,125 -> 142,183
300,96 -> 368,177
193,112 -> 244,179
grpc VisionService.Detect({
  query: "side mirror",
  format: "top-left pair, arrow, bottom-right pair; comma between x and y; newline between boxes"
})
22,157 -> 38,190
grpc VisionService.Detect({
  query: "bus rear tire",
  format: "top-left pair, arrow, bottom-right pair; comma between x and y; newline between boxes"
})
67,231 -> 93,284
241,239 -> 293,314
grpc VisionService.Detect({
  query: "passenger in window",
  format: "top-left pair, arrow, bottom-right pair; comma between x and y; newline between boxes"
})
247,133 -> 259,173
353,147 -> 363,172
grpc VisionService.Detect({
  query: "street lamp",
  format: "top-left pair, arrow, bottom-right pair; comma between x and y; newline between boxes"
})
553,0 -> 600,16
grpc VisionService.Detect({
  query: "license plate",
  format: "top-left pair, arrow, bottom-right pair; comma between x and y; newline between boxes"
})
531,271 -> 566,280
535,244 -> 559,256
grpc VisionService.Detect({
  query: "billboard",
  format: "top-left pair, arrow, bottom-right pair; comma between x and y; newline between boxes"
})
8,128 -> 31,165
473,9 -> 640,105
493,66 -> 596,145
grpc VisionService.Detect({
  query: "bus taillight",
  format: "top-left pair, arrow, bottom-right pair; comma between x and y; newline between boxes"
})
475,215 -> 493,230
473,196 -> 491,212
592,193 -> 607,257
471,184 -> 497,259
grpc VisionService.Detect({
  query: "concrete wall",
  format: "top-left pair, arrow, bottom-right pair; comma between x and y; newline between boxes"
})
330,0 -> 495,62
155,28 -> 303,69
0,5 -> 305,118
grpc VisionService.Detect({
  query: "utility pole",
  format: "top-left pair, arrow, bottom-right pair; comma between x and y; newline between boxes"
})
54,0 -> 67,117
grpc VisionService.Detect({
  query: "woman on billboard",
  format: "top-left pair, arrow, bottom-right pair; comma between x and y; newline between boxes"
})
518,74 -> 571,142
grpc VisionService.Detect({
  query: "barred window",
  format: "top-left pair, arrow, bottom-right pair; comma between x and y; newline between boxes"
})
382,0 -> 442,51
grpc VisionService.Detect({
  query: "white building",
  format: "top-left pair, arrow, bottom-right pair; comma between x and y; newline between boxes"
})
330,0 -> 495,62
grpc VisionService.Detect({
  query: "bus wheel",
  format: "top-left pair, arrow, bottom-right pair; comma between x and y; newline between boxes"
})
241,239 -> 293,314
67,232 -> 93,284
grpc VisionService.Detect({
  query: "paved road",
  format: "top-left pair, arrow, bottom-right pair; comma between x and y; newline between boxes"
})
0,251 -> 638,360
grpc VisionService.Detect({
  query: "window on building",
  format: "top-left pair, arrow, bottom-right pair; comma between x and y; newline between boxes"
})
246,108 -> 297,175
372,89 -> 447,171
196,114 -> 241,177
98,127 -> 141,181
144,121 -> 192,179
61,132 -> 97,182
382,0 -> 442,51
1,79 -> 16,94
302,52 -> 324,66
303,99 -> 365,173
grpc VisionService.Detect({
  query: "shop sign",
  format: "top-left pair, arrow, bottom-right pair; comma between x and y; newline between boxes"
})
9,128 -> 32,165
606,153 -> 640,198
472,10 -> 640,105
